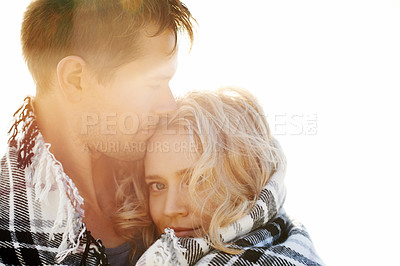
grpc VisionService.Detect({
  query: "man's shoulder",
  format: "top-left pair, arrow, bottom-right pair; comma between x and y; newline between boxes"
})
0,144 -> 87,265
0,146 -> 50,264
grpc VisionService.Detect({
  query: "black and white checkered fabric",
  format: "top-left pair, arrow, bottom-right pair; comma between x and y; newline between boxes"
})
137,148 -> 324,265
0,98 -> 108,265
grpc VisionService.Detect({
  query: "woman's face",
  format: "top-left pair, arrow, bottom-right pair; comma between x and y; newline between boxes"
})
144,130 -> 210,237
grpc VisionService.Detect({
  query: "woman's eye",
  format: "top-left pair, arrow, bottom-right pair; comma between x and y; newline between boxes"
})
149,182 -> 166,192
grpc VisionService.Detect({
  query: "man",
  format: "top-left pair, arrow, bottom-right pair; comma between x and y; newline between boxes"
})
0,0 -> 194,264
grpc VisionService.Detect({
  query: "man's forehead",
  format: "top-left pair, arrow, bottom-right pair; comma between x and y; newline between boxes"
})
115,49 -> 177,79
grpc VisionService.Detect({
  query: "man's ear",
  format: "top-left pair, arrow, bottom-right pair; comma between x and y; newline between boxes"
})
57,56 -> 87,102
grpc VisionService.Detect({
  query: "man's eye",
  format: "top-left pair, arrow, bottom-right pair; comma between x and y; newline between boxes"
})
149,182 -> 166,192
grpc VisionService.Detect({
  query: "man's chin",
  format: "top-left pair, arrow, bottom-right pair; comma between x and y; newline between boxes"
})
94,141 -> 148,162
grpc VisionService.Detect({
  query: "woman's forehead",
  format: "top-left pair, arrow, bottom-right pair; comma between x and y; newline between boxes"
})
147,130 -> 197,155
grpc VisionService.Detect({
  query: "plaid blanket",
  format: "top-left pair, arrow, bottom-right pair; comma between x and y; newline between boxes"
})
136,148 -> 324,266
0,97 -> 108,265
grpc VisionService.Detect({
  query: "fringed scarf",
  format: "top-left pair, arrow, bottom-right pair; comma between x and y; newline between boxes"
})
0,97 -> 108,265
136,146 -> 324,266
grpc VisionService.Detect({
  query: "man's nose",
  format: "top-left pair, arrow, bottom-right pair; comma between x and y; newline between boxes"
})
152,86 -> 177,115
163,189 -> 188,217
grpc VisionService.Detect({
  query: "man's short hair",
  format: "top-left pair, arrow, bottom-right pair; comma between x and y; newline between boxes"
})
21,0 -> 195,90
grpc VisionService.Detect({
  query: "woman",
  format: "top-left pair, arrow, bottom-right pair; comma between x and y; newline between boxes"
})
115,87 -> 323,265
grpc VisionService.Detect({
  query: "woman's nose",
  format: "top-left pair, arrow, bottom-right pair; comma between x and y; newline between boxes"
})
163,189 -> 189,217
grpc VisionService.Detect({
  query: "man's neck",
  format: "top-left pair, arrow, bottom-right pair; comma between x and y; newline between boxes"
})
33,96 -> 126,247
33,96 -> 96,203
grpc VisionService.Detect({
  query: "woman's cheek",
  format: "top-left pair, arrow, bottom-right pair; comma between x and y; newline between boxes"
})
149,196 -> 163,228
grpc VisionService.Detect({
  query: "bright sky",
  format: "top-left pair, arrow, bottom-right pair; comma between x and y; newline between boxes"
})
1,1 -> 399,265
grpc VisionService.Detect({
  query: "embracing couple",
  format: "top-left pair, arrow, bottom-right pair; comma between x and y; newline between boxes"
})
0,0 -> 323,265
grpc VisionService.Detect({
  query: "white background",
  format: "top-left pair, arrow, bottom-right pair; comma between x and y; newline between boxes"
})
1,1 -> 400,265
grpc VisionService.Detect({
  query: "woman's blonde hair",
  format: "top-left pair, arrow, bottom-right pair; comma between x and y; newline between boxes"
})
114,87 -> 286,255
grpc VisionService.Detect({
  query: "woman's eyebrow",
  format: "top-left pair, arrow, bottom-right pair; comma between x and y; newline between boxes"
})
144,175 -> 162,181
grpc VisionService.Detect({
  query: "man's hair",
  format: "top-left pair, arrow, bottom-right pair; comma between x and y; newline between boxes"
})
21,0 -> 195,90
113,87 -> 286,254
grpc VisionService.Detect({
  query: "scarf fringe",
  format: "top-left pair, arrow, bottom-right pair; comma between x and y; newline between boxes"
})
138,229 -> 188,266
24,133 -> 86,263
9,97 -> 86,262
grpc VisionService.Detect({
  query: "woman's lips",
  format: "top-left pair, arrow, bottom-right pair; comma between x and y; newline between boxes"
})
169,227 -> 200,237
